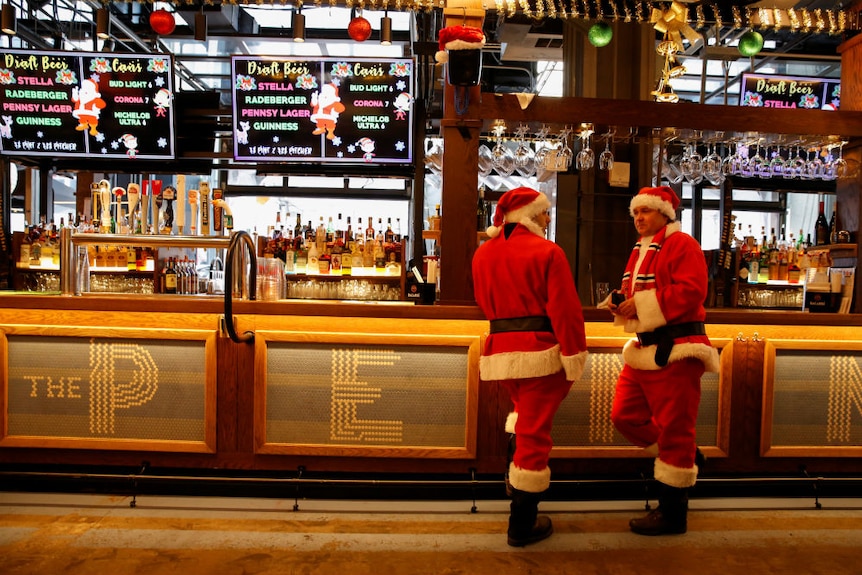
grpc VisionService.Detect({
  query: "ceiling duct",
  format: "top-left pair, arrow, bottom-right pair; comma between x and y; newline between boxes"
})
497,19 -> 563,62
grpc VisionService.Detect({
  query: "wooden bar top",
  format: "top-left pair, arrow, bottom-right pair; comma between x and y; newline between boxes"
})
1,293 -> 861,326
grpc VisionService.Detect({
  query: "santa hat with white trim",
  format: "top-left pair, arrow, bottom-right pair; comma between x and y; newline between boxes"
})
629,185 -> 680,221
435,25 -> 486,64
486,187 -> 551,239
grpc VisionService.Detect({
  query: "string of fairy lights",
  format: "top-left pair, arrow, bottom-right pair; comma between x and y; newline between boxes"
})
141,0 -> 855,36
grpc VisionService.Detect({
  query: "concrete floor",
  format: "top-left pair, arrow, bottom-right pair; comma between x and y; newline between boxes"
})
1,491 -> 861,575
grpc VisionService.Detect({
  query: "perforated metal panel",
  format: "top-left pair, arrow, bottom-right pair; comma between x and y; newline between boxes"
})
771,349 -> 862,446
552,349 -> 721,447
6,335 -> 207,442
265,343 -> 470,447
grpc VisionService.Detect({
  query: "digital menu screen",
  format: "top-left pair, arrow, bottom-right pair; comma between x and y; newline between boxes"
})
740,73 -> 840,110
231,56 -> 414,164
0,49 -> 175,159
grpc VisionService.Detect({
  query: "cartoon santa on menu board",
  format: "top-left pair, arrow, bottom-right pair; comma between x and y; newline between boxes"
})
71,77 -> 106,137
309,82 -> 345,140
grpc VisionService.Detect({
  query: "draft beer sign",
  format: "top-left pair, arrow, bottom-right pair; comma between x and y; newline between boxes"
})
740,73 -> 840,110
231,56 -> 414,164
0,49 -> 176,159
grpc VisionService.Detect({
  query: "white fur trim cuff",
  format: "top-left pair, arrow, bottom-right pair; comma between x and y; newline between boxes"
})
479,345 -> 562,381
561,350 -> 588,382
505,412 -> 518,434
654,457 -> 698,488
622,339 -> 719,372
509,463 -> 551,493
631,289 -> 666,332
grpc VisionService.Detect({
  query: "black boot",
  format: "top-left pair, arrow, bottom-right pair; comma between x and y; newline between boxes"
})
507,488 -> 553,547
629,484 -> 689,536
695,447 -> 706,469
504,434 -> 516,497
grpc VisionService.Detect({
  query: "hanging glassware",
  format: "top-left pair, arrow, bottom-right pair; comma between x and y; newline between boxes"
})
513,124 -> 536,177
491,121 -> 514,177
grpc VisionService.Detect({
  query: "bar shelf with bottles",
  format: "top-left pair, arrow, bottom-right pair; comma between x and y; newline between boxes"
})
258,214 -> 407,302
731,199 -> 857,311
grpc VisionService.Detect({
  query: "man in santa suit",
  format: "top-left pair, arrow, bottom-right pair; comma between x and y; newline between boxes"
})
472,187 -> 588,547
605,185 -> 719,536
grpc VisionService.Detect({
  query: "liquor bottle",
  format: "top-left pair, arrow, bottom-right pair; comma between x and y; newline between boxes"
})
814,199 -> 830,245
351,239 -> 364,271
284,241 -> 296,273
748,250 -> 759,284
294,213 -> 303,239
829,205 -> 838,244
158,254 -> 167,292
165,258 -> 177,293
335,213 -> 344,242
341,242 -> 352,276
307,240 -> 319,274
374,241 -> 386,270
330,240 -> 343,274
366,217 -> 375,241
17,225 -> 32,268
126,246 -> 136,271
363,237 -> 375,268
316,217 -> 326,252
394,218 -> 402,242
384,218 -> 394,243
429,204 -> 441,231
294,240 -> 307,272
345,216 -> 353,244
326,216 -> 335,243
376,218 -> 384,243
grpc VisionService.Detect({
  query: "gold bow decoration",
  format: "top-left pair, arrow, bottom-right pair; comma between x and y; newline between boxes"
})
651,1 -> 701,50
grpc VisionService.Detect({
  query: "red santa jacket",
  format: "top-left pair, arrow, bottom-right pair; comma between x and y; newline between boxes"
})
615,221 -> 720,372
472,222 -> 588,382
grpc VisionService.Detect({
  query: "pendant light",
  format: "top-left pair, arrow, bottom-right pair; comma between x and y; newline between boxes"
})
1,2 -> 16,36
293,9 -> 305,43
380,12 -> 392,46
96,7 -> 110,40
194,10 -> 207,42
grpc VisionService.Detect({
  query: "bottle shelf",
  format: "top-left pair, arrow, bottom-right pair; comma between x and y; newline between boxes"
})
286,271 -> 401,282
806,243 -> 857,256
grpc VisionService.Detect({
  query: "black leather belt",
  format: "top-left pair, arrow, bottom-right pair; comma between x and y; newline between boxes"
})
489,316 -> 553,334
636,321 -> 706,367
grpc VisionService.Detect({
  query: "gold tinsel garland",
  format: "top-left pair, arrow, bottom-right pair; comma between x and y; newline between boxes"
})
118,0 -> 858,34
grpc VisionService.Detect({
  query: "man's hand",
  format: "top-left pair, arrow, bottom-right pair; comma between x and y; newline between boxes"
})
609,297 -> 638,319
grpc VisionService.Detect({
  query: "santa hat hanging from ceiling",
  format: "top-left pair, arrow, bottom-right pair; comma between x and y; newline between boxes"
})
435,24 -> 486,63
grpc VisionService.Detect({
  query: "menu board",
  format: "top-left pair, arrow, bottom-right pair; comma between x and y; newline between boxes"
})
232,56 -> 414,164
0,49 -> 175,159
740,73 -> 840,110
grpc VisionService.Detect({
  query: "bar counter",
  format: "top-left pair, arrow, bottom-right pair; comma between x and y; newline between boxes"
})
1,294 -> 860,484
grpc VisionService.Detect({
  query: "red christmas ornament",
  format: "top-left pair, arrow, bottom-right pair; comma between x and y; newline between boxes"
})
149,9 -> 176,36
348,16 -> 372,42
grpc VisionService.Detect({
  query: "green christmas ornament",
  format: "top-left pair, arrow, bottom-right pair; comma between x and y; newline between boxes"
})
588,22 -> 613,48
738,30 -> 764,57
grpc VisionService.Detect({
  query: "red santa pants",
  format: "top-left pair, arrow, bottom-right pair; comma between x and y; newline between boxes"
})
503,370 -> 572,478
611,358 -> 703,470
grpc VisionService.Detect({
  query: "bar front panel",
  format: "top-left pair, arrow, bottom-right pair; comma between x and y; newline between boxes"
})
763,340 -> 862,457
1,326 -> 217,453
551,342 -> 728,457
255,331 -> 481,458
